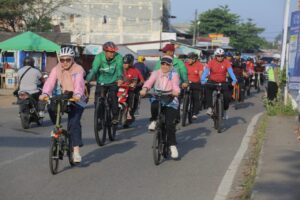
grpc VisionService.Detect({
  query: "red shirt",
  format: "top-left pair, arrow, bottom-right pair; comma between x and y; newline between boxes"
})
123,67 -> 144,83
185,61 -> 204,83
207,59 -> 231,82
246,61 -> 255,72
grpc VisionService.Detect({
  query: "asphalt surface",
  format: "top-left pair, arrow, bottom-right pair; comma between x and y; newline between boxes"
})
0,91 -> 264,200
252,115 -> 300,200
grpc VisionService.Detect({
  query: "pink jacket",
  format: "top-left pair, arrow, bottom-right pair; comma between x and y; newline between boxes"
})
143,69 -> 180,93
42,63 -> 86,98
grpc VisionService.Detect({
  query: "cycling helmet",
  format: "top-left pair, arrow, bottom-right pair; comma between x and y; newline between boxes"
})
59,47 -> 75,57
23,56 -> 35,67
123,54 -> 134,65
187,52 -> 198,60
224,51 -> 233,57
137,55 -> 145,62
214,48 -> 225,56
103,41 -> 118,52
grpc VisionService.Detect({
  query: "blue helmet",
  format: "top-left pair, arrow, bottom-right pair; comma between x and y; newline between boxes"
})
224,52 -> 233,57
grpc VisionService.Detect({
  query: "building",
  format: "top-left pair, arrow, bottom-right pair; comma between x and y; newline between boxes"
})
52,0 -> 171,46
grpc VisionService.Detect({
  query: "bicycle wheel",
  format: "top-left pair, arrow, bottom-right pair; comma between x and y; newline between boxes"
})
66,133 -> 74,166
108,110 -> 117,141
257,78 -> 261,93
152,129 -> 162,165
49,138 -> 59,175
217,97 -> 223,133
94,100 -> 106,146
188,94 -> 193,124
181,93 -> 189,127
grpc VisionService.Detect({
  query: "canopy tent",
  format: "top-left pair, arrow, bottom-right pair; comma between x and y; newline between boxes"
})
83,44 -> 137,57
0,31 -> 60,52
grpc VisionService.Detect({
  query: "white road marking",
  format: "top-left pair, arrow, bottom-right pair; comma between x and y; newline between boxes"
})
213,112 -> 264,200
0,150 -> 41,168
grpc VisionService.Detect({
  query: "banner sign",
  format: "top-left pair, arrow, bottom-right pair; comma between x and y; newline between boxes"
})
288,10 -> 300,89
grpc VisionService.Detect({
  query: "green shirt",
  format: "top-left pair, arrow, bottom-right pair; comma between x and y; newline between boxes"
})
154,57 -> 188,83
86,52 -> 123,84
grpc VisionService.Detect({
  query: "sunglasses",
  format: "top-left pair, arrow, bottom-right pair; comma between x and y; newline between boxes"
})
60,58 -> 72,63
216,55 -> 224,58
161,62 -> 171,66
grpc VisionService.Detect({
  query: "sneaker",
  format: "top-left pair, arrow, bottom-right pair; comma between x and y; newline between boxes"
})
148,121 -> 157,131
112,115 -> 119,125
38,111 -> 45,118
192,115 -> 197,119
176,123 -> 181,131
206,107 -> 213,116
170,145 -> 179,159
223,111 -> 228,120
73,152 -> 82,163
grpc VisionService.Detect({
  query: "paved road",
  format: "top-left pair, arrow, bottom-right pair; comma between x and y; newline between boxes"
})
0,91 -> 264,200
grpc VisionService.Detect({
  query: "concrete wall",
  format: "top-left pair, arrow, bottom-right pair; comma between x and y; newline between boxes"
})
53,0 -> 169,45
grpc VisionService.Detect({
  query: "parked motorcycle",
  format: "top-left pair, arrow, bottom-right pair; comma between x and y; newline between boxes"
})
17,91 -> 44,129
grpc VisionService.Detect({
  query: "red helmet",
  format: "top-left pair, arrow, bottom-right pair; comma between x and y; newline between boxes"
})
103,41 -> 118,52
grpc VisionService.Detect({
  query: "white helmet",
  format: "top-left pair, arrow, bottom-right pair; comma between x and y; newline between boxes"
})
59,47 -> 75,57
273,53 -> 281,59
214,48 -> 225,56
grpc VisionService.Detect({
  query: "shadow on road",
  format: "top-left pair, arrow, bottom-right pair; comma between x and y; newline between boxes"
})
116,117 -> 149,140
234,102 -> 254,110
222,116 -> 247,133
177,126 -> 210,158
80,140 -> 137,167
0,136 -> 97,148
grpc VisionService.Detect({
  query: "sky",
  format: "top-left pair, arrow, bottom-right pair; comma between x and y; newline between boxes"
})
170,0 -> 299,41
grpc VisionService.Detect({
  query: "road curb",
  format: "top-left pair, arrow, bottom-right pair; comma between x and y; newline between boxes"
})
213,112 -> 264,200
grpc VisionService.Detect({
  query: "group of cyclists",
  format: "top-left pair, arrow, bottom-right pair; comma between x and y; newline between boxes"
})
16,41 -> 277,163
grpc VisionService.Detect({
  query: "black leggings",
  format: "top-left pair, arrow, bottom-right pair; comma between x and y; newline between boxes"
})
151,101 -> 177,145
267,81 -> 278,101
205,82 -> 231,110
95,84 -> 119,118
190,82 -> 201,115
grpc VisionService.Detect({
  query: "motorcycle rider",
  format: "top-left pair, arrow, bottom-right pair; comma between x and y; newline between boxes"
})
17,56 -> 45,116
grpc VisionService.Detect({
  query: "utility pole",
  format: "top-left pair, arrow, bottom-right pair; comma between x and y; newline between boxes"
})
192,9 -> 198,46
281,0 -> 290,70
282,0 -> 290,105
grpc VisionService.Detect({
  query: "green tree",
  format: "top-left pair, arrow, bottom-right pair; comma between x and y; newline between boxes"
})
191,5 -> 266,52
232,19 -> 265,52
0,0 -> 68,32
195,5 -> 240,36
0,0 -> 29,32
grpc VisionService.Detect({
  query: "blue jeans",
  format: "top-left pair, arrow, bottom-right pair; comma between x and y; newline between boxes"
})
67,104 -> 84,147
48,103 -> 84,147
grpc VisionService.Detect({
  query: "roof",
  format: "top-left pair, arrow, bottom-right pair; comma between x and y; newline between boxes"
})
83,44 -> 137,57
0,31 -> 70,44
136,49 -> 185,57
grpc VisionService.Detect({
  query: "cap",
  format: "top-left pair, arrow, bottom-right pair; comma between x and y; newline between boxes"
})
160,44 -> 175,52
161,55 -> 173,65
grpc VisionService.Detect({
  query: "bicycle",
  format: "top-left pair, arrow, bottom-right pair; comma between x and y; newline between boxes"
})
151,90 -> 174,165
255,72 -> 263,93
206,82 -> 226,133
181,85 -> 193,127
48,92 -> 75,175
232,82 -> 240,110
94,83 -> 117,146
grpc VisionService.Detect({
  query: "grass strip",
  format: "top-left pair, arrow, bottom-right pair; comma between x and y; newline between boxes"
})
239,114 -> 268,200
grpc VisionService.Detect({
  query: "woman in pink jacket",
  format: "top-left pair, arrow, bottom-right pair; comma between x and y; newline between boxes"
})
140,55 -> 180,159
39,47 -> 86,163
